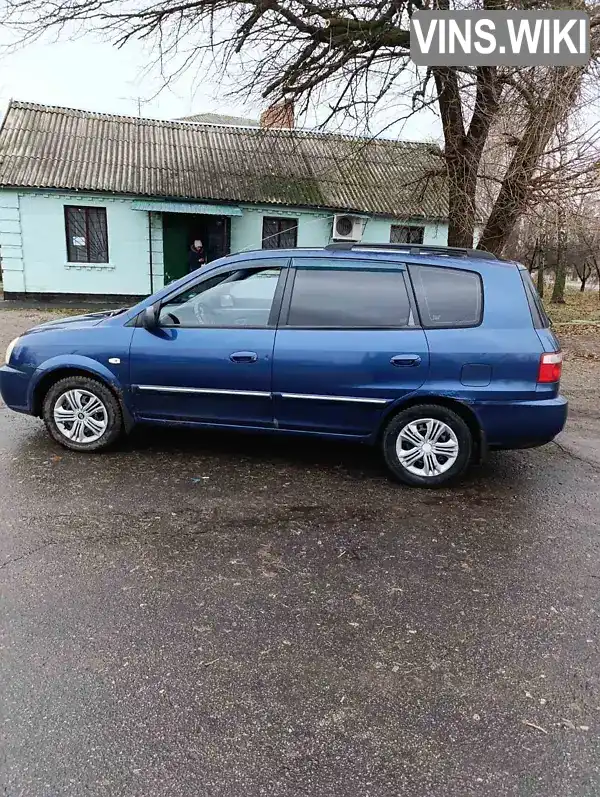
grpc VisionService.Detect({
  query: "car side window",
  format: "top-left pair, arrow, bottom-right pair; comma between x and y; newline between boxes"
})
285,264 -> 412,328
158,264 -> 284,328
409,264 -> 483,328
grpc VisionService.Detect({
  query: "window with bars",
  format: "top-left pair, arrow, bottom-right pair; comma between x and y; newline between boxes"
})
65,206 -> 109,263
390,225 -> 425,245
262,217 -> 298,249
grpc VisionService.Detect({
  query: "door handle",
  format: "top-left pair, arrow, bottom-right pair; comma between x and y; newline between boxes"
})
230,351 -> 258,364
390,354 -> 421,367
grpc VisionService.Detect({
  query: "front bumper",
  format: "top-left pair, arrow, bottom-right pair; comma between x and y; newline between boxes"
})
474,395 -> 568,448
0,364 -> 32,414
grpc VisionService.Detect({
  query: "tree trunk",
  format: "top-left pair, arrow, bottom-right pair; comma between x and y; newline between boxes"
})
446,154 -> 477,248
477,66 -> 583,256
529,238 -> 540,272
552,260 -> 567,303
537,256 -> 545,298
580,275 -> 587,292
551,218 -> 567,304
434,65 -> 498,250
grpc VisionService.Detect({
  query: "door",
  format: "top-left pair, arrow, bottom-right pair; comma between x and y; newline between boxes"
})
272,259 -> 430,436
162,213 -> 190,283
129,260 -> 288,426
204,216 -> 231,262
162,214 -> 232,283
185,215 -> 231,263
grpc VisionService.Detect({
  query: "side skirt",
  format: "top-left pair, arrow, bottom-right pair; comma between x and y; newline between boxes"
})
136,416 -> 371,442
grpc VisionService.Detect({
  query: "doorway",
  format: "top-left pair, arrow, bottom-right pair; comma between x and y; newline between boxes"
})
162,213 -> 231,283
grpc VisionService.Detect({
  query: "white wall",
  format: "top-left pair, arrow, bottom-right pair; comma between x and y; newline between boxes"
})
0,189 -> 451,296
0,191 -> 24,294
361,217 -> 448,245
2,192 -> 164,296
230,205 -> 334,253
230,204 -> 449,254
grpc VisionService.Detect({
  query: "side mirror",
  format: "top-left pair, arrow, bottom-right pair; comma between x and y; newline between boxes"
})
220,294 -> 234,308
142,303 -> 159,330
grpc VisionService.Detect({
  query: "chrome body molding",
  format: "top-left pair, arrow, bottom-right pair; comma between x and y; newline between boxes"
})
135,385 -> 390,405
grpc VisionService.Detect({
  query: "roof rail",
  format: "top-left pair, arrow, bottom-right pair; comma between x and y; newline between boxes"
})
325,242 -> 497,260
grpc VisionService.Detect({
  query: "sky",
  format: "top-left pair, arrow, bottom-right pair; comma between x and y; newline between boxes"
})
0,32 -> 442,141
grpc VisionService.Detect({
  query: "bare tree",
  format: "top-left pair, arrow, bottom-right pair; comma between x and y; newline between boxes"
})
504,187 -> 600,303
2,0 -> 599,254
574,259 -> 594,291
573,200 -> 600,296
478,103 -> 600,233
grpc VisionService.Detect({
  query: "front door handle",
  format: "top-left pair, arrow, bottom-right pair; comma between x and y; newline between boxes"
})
390,354 -> 422,367
230,351 -> 258,364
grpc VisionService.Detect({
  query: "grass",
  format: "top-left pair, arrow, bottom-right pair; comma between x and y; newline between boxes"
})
544,288 -> 600,331
0,306 -> 91,316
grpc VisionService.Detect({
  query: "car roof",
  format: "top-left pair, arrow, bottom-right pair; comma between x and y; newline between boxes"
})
225,246 -> 517,271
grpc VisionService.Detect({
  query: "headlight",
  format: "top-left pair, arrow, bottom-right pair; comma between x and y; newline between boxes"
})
4,337 -> 20,365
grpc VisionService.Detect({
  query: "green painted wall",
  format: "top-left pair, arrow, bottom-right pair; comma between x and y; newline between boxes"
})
230,204 -> 448,254
0,191 -> 164,296
0,191 -> 452,296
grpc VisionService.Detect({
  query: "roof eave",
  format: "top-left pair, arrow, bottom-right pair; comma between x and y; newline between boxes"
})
0,183 -> 449,221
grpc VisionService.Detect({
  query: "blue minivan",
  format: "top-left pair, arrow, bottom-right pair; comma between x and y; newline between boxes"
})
0,243 -> 567,487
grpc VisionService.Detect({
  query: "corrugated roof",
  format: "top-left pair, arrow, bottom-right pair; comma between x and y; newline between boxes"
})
0,101 -> 448,218
177,112 -> 259,127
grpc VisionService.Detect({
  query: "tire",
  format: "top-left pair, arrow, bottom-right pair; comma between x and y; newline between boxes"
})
382,404 -> 474,488
42,375 -> 123,452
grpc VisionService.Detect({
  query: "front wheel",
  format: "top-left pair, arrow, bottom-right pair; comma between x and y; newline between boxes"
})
42,376 -> 123,452
382,404 -> 474,488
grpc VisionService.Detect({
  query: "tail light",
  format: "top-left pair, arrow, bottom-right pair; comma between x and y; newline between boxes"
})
538,352 -> 563,383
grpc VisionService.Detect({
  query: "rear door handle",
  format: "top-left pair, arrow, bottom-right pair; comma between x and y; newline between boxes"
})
390,354 -> 421,367
230,351 -> 258,363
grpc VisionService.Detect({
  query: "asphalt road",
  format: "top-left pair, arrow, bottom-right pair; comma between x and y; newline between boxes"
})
1,401 -> 600,796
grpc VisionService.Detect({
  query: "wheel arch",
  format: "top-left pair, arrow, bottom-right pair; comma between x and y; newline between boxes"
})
30,362 -> 134,431
376,395 -> 485,461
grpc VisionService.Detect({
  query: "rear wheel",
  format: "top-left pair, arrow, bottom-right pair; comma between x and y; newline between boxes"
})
382,404 -> 474,487
42,376 -> 123,452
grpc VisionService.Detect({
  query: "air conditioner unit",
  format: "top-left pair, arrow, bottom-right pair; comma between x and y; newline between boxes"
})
332,214 -> 365,242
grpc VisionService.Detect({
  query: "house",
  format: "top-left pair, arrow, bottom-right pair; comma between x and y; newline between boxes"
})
0,100 -> 449,301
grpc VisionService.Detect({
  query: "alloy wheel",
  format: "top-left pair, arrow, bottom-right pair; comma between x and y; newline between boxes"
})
53,389 -> 109,444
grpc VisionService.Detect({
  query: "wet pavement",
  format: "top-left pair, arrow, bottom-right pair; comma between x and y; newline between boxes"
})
1,313 -> 600,796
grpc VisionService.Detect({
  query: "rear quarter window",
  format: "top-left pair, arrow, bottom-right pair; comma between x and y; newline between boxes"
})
520,269 -> 551,329
409,264 -> 483,328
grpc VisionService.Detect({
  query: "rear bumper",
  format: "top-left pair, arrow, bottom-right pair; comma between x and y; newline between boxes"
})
474,395 -> 568,448
0,364 -> 32,414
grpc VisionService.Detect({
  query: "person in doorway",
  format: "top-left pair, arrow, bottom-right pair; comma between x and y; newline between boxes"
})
188,239 -> 206,273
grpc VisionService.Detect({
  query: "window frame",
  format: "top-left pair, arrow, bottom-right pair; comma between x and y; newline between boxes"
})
64,205 -> 109,264
280,259 -> 419,330
407,263 -> 484,330
390,224 -> 425,245
262,217 -> 299,250
147,259 -> 291,330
